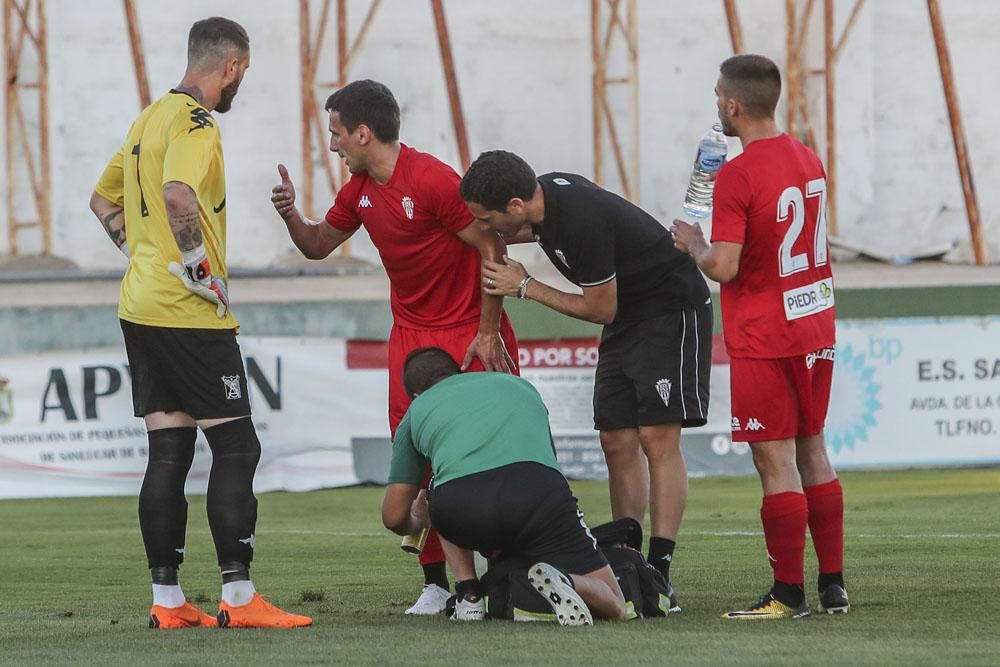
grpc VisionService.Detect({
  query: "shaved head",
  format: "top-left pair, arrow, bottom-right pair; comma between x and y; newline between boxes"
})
718,54 -> 782,119
187,17 -> 249,73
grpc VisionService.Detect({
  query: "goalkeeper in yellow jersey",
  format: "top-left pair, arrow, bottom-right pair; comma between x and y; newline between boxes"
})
89,16 -> 310,630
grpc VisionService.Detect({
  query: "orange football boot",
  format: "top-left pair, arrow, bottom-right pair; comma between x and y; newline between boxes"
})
149,601 -> 217,629
217,593 -> 313,629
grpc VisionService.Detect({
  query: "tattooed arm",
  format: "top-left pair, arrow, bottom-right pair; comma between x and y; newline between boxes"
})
162,181 -> 203,252
162,180 -> 229,317
88,192 -> 128,256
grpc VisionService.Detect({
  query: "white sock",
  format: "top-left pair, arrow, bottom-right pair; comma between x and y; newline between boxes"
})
151,584 -> 186,609
222,580 -> 257,607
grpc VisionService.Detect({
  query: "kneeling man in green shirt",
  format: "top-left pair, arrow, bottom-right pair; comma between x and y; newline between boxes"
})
382,347 -> 627,625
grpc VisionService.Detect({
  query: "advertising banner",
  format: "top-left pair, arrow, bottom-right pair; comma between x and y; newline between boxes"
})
1,317 -> 998,498
0,338 -> 387,499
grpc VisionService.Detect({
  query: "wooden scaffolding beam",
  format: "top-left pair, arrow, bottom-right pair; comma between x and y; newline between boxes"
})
927,0 -> 986,265
722,0 -> 745,54
4,0 -> 51,256
592,0 -> 639,202
122,0 -> 151,109
785,0 -> 865,238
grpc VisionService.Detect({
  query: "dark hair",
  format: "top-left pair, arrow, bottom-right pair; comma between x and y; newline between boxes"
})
460,150 -> 537,212
187,17 -> 249,70
719,54 -> 782,118
403,348 -> 460,397
325,80 -> 400,143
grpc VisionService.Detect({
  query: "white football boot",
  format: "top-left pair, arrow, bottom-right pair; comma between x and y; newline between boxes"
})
404,584 -> 451,615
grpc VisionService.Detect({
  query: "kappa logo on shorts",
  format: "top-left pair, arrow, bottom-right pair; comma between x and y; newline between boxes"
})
745,417 -> 766,431
359,195 -> 373,208
655,379 -> 672,407
221,375 -> 242,400
401,196 -> 414,220
805,347 -> 836,369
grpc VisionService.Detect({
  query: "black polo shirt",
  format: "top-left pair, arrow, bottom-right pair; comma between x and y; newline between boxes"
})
532,172 -> 709,324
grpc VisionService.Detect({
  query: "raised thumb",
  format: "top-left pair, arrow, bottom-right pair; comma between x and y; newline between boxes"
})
277,163 -> 291,185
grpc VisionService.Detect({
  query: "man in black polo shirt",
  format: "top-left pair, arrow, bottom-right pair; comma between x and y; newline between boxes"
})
460,150 -> 712,610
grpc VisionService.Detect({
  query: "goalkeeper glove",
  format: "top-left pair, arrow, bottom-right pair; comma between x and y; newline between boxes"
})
167,245 -> 230,318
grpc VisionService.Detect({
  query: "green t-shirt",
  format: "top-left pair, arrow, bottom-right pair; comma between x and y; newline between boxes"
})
388,373 -> 561,486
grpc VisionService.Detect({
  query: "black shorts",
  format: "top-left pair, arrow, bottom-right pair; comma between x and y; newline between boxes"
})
120,320 -> 251,420
594,299 -> 712,430
430,462 -> 608,576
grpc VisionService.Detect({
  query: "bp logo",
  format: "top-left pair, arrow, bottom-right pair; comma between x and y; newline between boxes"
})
825,344 -> 882,453
0,377 -> 12,424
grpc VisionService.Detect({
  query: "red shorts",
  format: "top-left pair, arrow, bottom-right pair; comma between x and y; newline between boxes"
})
387,312 -> 519,435
729,347 -> 834,442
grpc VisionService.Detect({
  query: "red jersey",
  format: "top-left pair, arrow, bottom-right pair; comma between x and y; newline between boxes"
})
325,144 -> 481,329
711,134 -> 835,359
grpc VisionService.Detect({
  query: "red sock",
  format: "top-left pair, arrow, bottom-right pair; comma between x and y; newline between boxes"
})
760,492 -> 808,585
804,478 -> 844,574
418,528 -> 445,566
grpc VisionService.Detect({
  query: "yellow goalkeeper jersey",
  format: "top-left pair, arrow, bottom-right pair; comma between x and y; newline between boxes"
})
95,90 -> 238,329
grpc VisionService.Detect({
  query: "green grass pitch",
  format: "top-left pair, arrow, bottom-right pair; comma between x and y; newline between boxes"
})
1,468 -> 998,665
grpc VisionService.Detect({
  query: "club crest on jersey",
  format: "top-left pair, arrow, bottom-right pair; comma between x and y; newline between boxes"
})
222,375 -> 242,400
655,379 -> 672,407
401,196 -> 414,220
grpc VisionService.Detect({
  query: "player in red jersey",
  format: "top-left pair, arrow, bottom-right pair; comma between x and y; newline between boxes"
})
270,80 -> 518,617
671,55 -> 848,620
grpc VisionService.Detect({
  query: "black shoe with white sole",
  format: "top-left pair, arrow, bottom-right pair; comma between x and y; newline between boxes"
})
818,584 -> 850,614
527,562 -> 593,626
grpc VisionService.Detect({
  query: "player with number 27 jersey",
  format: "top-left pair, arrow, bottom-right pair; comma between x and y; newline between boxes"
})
711,134 -> 833,359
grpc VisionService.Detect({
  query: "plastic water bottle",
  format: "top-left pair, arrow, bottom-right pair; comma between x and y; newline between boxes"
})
682,123 -> 728,219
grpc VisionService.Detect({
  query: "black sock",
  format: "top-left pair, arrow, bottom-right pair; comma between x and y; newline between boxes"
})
204,418 -> 261,567
139,427 -> 196,570
220,561 -> 251,584
454,578 -> 482,602
150,566 -> 178,585
771,580 -> 805,607
818,571 -> 845,591
422,562 -> 449,591
647,537 -> 677,581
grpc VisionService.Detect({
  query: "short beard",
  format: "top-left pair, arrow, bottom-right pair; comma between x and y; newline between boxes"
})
720,116 -> 736,137
215,79 -> 240,113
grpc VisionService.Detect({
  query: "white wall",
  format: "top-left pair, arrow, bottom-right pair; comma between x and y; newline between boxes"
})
1,0 -> 997,268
